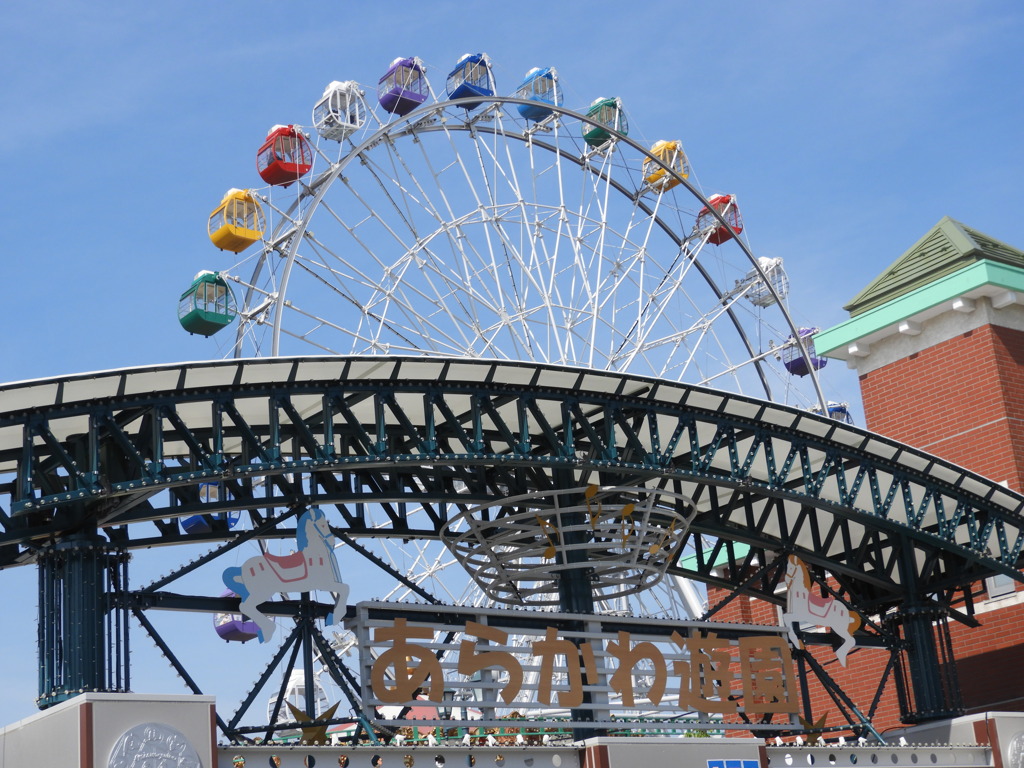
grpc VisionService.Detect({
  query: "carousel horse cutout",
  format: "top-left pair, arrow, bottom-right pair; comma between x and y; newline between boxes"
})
222,506 -> 348,643
781,555 -> 862,666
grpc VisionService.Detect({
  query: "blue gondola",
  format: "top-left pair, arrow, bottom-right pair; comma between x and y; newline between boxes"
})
378,57 -> 429,117
515,67 -> 562,121
446,53 -> 495,110
811,401 -> 854,424
827,402 -> 854,424
181,482 -> 239,534
182,509 -> 240,534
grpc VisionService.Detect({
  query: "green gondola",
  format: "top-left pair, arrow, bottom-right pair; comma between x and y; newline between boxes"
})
583,96 -> 628,148
178,271 -> 237,336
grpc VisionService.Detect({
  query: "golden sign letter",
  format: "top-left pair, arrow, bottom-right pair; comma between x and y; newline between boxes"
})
459,621 -> 524,704
370,618 -> 444,704
532,627 -> 584,708
607,630 -> 667,706
739,636 -> 798,714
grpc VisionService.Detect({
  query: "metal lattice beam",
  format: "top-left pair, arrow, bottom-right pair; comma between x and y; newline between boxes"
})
2,357 -> 1023,615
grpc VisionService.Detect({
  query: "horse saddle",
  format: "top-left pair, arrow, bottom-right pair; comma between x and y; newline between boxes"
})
806,591 -> 834,618
262,550 -> 308,583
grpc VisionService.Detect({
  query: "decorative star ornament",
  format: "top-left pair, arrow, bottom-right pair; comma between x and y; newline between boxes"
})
798,712 -> 829,733
286,701 -> 341,745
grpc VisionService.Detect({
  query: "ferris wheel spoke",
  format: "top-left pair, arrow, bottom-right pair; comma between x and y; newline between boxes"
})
592,220 -> 653,324
476,215 -> 582,361
676,321 -> 744,388
276,241 -> 425,353
308,135 -> 346,167
697,342 -> 790,388
444,131 -> 533,346
292,197 -> 405,307
436,120 -> 492,210
614,232 -> 721,374
260,197 -> 304,238
475,113 -> 529,206
290,226 -> 378,293
358,242 -> 505,357
671,274 -> 787,383
465,129 -> 502,211
361,512 -> 470,604
357,146 -> 463,246
553,206 -> 601,365
333,175 -> 421,256
411,236 -> 505,339
230,275 -> 277,313
537,125 -> 591,363
229,250 -> 283,352
616,266 -> 710,370
373,140 -> 453,231
295,200 -> 459,346
284,237 -> 386,321
573,151 -> 625,367
409,128 -> 466,225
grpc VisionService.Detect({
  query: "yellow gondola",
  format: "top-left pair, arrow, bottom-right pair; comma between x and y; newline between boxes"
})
643,140 -> 690,192
208,189 -> 265,253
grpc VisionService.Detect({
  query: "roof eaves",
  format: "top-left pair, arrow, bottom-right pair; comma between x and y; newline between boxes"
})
816,260 -> 1024,357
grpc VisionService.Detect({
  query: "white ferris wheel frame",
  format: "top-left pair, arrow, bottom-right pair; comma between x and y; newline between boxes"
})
227,94 -> 828,412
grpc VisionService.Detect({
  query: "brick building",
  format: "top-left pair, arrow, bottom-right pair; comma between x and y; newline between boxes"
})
713,218 -> 1024,736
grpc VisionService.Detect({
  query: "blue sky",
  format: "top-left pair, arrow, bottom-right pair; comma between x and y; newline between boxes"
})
1,0 -> 1022,728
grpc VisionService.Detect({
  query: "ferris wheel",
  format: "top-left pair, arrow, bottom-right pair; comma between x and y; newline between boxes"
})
170,52 -> 841,734
187,55 -> 828,408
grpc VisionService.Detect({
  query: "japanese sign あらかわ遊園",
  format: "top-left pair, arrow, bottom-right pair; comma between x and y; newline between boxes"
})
354,603 -> 798,730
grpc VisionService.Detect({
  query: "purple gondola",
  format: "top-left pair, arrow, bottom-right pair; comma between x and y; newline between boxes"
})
214,590 -> 260,643
782,327 -> 828,377
378,57 -> 429,117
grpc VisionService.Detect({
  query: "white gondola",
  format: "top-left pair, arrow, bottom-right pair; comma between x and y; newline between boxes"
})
313,80 -> 367,142
743,257 -> 789,307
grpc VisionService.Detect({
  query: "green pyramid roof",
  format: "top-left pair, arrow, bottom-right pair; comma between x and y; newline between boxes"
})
844,217 -> 1024,317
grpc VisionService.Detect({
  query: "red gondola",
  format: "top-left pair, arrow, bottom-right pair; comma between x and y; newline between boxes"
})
696,193 -> 743,245
256,125 -> 313,187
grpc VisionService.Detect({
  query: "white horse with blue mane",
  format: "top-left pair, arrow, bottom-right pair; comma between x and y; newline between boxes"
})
222,506 -> 348,643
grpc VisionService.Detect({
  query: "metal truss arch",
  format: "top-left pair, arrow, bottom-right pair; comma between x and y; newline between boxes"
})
2,356 -> 1022,612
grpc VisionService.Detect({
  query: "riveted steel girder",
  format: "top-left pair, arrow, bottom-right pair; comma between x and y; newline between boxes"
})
1,357 -> 1022,617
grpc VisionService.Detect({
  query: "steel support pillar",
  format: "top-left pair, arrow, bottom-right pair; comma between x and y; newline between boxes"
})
300,592 -> 318,719
889,539 -> 963,723
37,529 -> 129,708
553,479 -> 599,740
